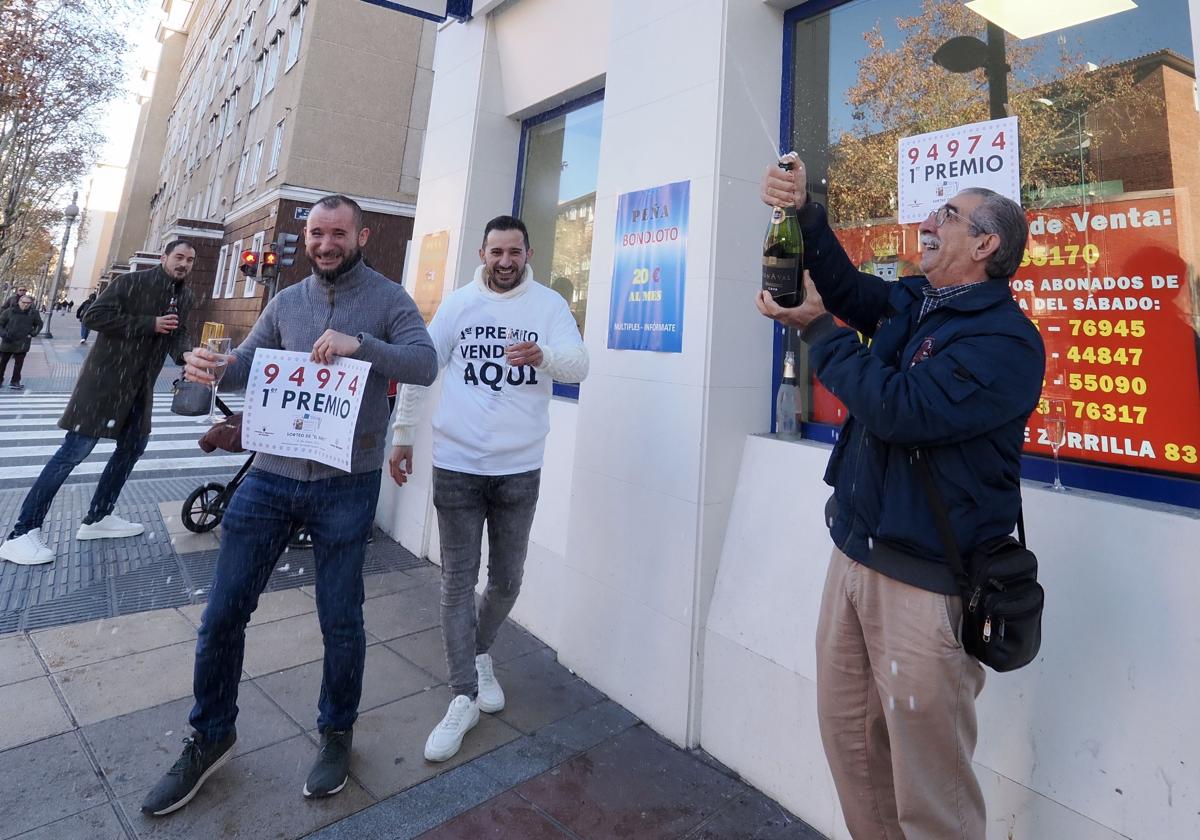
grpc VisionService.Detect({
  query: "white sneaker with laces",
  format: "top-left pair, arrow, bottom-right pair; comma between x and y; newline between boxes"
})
0,529 -> 55,565
424,695 -> 479,762
76,515 -> 145,540
475,653 -> 505,713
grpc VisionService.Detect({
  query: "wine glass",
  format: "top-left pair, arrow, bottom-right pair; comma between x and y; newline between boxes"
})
1045,399 -> 1067,491
203,337 -> 233,424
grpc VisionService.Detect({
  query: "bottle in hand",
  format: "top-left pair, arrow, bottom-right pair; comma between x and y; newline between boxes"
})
762,156 -> 804,308
775,350 -> 800,436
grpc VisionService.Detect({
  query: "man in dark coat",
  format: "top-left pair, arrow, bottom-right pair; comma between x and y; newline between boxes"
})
0,294 -> 43,388
77,291 -> 98,344
0,241 -> 196,566
1,285 -> 29,311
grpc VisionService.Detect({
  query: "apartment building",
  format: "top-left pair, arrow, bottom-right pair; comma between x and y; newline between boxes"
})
126,0 -> 433,342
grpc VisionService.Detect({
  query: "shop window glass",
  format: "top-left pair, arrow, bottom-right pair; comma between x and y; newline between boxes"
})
516,94 -> 603,346
785,0 -> 1199,501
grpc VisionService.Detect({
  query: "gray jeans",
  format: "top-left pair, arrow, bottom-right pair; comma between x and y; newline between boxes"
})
432,466 -> 541,697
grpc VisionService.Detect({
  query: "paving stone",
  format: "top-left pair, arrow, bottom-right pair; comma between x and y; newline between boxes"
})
32,609 -> 196,672
240,612 -> 326,677
516,724 -> 742,840
83,680 -> 303,798
118,734 -> 374,839
255,643 -> 438,728
361,584 -> 441,642
491,649 -> 605,735
8,803 -> 125,840
0,633 -> 43,686
0,676 -> 74,751
344,688 -> 521,799
469,733 -> 576,789
0,732 -> 107,839
534,699 -> 640,753
385,626 -> 448,681
685,789 -> 824,839
305,763 -> 505,840
178,587 -> 315,629
487,620 -> 549,664
166,529 -> 221,555
416,789 -> 571,839
54,639 -> 196,725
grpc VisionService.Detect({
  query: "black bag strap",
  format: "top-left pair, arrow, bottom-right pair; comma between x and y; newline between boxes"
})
913,448 -> 1028,591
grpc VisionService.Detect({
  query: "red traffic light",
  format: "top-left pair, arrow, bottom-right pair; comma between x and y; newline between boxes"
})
262,250 -> 278,267
241,250 -> 258,265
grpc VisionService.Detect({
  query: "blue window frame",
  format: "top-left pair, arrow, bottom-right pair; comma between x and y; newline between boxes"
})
778,0 -> 1200,509
513,89 -> 604,400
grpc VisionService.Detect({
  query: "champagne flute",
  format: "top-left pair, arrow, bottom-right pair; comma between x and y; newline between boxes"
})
1045,399 -> 1067,491
203,337 -> 233,424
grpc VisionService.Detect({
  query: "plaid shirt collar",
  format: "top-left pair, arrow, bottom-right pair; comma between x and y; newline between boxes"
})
919,279 -> 988,322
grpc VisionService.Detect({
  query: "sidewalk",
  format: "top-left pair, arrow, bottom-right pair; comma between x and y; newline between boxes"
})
10,334 -> 180,393
0,564 -> 821,840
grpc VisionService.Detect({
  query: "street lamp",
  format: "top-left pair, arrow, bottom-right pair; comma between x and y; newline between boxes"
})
933,21 -> 1010,120
41,192 -> 80,339
1032,98 -> 1089,206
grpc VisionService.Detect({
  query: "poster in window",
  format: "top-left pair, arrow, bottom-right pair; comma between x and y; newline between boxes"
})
819,192 -> 1200,478
412,230 -> 449,324
608,180 -> 689,352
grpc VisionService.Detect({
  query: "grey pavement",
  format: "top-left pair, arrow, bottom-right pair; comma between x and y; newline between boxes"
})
0,334 -> 822,839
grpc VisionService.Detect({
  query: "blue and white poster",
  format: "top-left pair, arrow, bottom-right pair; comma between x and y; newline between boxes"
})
607,180 -> 689,352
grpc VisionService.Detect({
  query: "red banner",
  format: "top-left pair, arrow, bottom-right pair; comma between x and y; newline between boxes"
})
818,193 -> 1200,478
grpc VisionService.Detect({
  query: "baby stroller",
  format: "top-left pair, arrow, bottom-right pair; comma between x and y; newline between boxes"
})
180,397 -> 313,549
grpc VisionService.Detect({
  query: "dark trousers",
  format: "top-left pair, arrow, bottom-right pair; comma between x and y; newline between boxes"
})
432,467 -> 540,697
10,394 -> 149,537
189,468 -> 381,741
0,351 -> 26,384
79,323 -> 89,341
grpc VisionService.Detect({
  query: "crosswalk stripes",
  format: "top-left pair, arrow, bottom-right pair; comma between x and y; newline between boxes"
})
0,391 -> 248,487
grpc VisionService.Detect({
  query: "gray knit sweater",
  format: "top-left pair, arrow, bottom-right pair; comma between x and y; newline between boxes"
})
221,258 -> 437,481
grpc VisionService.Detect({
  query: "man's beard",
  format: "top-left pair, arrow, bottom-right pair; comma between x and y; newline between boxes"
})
310,247 -> 362,281
484,264 -> 524,292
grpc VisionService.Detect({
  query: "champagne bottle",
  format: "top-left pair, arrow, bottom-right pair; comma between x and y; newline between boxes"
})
775,350 -> 800,436
762,157 -> 804,307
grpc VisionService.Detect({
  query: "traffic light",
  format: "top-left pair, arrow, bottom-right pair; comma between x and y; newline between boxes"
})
239,249 -> 259,277
276,231 -> 299,267
260,245 -> 279,281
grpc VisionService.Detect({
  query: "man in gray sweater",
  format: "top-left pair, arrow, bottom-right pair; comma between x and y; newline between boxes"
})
142,195 -> 437,816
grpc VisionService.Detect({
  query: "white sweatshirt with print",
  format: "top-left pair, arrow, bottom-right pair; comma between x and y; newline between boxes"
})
391,265 -> 588,475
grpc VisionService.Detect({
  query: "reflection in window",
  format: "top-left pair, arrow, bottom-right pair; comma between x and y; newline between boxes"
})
517,95 -> 603,337
786,0 -> 1200,489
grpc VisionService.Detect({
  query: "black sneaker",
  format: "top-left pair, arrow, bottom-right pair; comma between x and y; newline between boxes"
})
303,728 -> 353,798
140,731 -> 236,816
9,382 -> 22,390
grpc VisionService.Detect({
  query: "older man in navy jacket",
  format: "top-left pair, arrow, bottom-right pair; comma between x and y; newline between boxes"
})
758,160 -> 1044,840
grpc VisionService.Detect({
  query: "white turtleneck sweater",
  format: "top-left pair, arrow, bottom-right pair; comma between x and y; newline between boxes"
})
391,264 -> 589,475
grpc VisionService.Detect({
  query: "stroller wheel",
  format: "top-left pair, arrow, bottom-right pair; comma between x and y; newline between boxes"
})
183,482 -> 227,533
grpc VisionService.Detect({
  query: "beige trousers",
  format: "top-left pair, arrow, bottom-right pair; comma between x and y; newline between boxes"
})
816,548 -> 987,840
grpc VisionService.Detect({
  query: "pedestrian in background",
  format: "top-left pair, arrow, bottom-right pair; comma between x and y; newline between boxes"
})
1,285 -> 28,311
0,295 -> 43,389
77,291 -> 97,344
0,241 -> 196,566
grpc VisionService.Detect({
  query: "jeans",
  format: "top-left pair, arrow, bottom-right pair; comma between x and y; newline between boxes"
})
432,467 -> 540,697
10,393 -> 149,537
189,468 -> 380,741
0,351 -> 26,384
79,323 -> 89,341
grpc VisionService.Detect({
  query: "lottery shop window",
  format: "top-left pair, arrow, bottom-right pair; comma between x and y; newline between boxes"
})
514,90 -> 604,400
781,0 -> 1200,507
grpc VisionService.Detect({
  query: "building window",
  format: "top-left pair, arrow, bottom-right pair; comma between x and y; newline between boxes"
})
268,118 -> 285,176
213,245 -> 229,298
268,0 -> 280,21
265,35 -> 281,94
234,149 -> 250,196
286,3 -> 305,71
225,238 -> 242,298
247,139 -> 264,190
782,1 -> 1200,507
251,54 -> 265,108
245,231 -> 265,297
515,92 -> 603,384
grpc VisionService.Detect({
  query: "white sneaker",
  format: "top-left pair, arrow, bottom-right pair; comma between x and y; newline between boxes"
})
76,515 -> 145,540
424,695 -> 479,762
0,530 -> 55,565
475,653 -> 505,713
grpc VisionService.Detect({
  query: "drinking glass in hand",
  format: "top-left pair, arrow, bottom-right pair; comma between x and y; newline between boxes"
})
203,337 -> 233,424
1045,399 -> 1067,491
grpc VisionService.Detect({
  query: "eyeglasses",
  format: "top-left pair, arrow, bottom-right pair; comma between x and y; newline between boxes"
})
932,204 -> 973,227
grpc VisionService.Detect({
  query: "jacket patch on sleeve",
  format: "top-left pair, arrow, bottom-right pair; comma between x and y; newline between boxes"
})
909,336 -> 936,368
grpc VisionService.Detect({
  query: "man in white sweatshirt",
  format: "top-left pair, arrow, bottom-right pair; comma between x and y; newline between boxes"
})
389,215 -> 589,762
